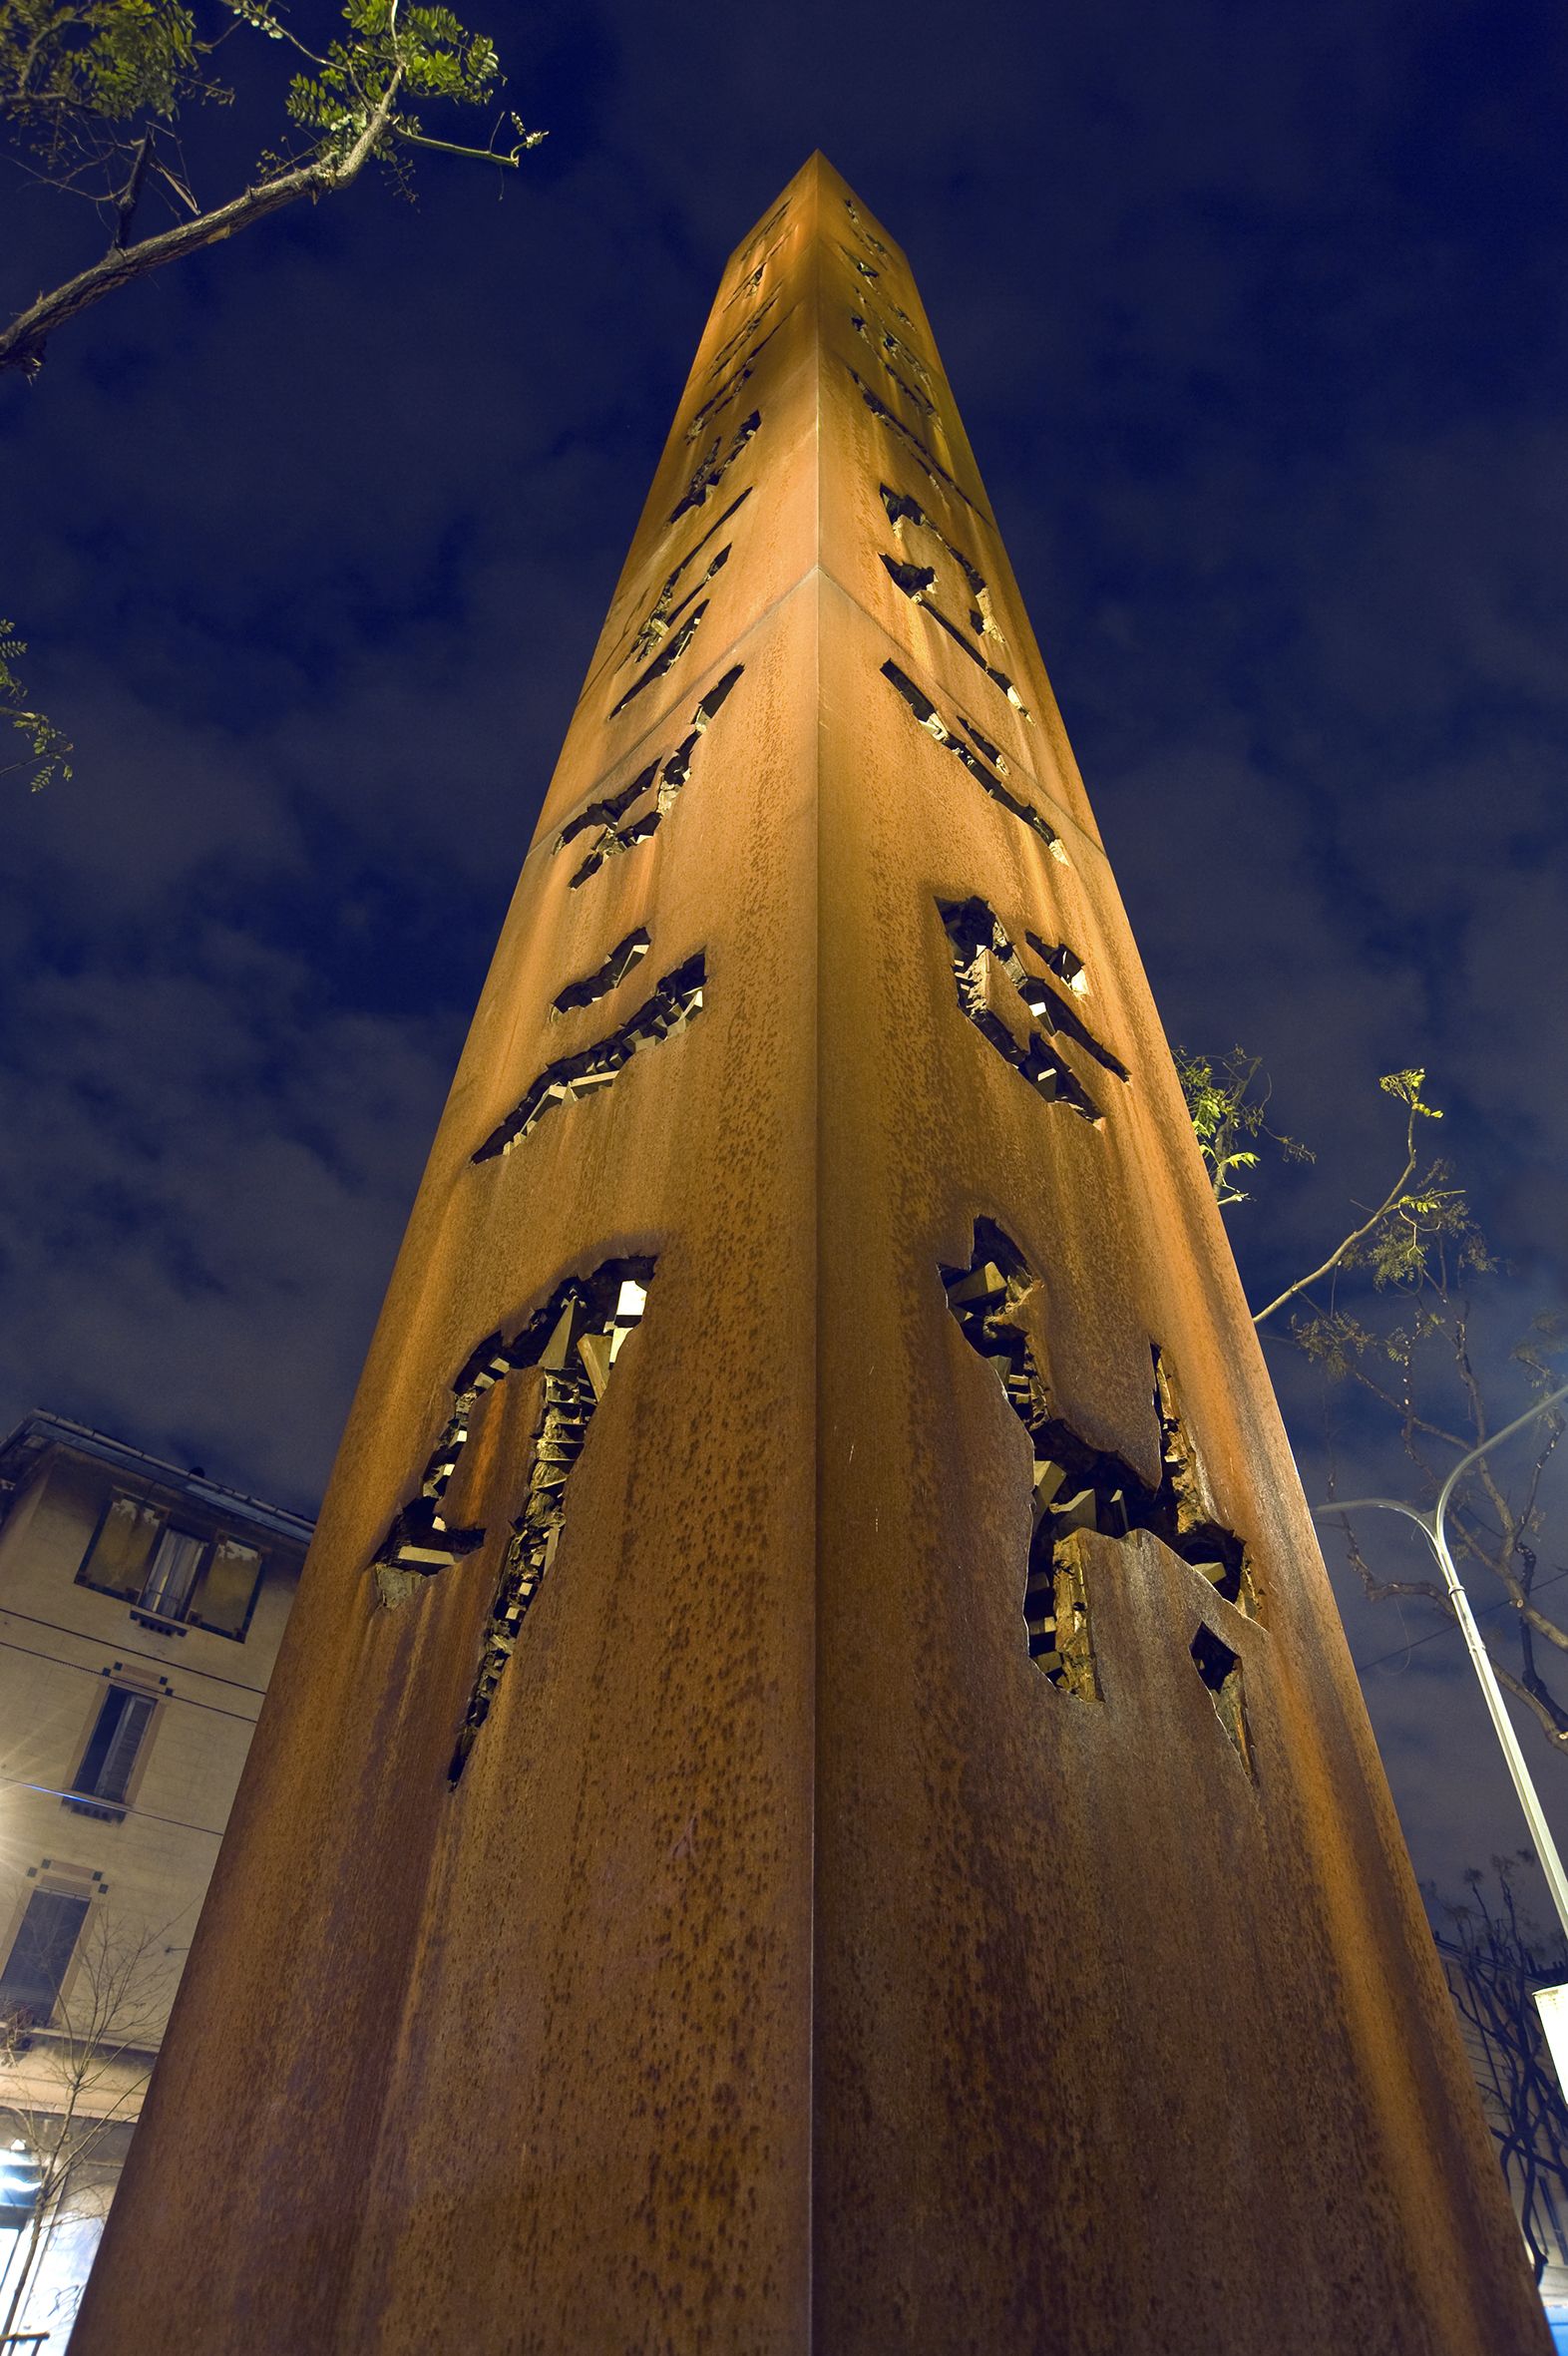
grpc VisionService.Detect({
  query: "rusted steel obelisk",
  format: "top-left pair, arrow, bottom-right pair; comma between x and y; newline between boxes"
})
76,156 -> 1544,2354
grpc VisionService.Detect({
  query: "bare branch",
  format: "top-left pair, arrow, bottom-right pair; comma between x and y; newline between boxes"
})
111,124 -> 154,249
0,1905 -> 177,2339
1337,1360 -> 1469,1453
1491,1650 -> 1568,1748
392,123 -> 531,169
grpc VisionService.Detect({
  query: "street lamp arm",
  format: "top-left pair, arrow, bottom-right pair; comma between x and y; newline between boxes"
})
1434,1378 -> 1568,1547
1309,1380 -> 1568,1947
1316,1495 -> 1437,1536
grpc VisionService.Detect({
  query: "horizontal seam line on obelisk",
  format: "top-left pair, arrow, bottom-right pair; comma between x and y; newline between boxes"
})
531,573 -> 1112,883
811,562 -> 1112,876
571,321 -> 816,706
523,559 -> 834,860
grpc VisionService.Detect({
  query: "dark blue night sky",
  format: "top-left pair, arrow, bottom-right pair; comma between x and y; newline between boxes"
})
4,0 -> 1567,1901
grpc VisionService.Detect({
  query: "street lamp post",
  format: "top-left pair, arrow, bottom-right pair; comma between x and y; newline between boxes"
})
1312,1376 -> 1568,2080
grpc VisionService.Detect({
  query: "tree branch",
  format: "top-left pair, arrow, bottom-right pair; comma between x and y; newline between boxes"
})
1355,1569 -> 1450,1612
1339,1360 -> 1469,1452
393,124 -> 527,168
112,127 -> 155,250
1255,1106 -> 1420,1327
1491,1647 -> 1568,1748
0,70 -> 403,379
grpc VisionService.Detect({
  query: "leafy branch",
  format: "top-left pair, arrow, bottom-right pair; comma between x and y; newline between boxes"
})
1182,1045 -> 1568,1755
0,0 -> 545,380
0,616 -> 72,788
1174,1044 -> 1311,1209
1,0 -> 542,788
1254,1068 -> 1450,1326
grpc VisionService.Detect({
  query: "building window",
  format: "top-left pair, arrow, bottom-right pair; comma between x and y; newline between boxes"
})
0,1889 -> 89,2025
69,1688 -> 157,1815
137,1526 -> 207,1621
79,1494 -> 264,1640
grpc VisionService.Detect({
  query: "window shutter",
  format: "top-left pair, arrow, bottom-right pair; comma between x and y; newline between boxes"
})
80,1493 -> 164,1599
188,1539 -> 263,1638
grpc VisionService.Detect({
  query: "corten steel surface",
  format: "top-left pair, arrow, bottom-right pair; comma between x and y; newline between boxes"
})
75,156 -> 1546,2355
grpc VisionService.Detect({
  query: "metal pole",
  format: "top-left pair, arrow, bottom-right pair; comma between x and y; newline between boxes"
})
1316,1376 -> 1568,1946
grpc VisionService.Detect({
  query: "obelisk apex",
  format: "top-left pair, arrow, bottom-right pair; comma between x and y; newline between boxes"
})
75,155 -> 1545,2354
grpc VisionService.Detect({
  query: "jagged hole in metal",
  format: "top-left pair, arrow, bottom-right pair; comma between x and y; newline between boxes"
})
472,955 -> 705,1164
939,896 -> 1128,1124
836,244 -> 916,327
360,1260 -> 653,1782
686,337 -> 779,445
447,1260 -> 654,1781
720,220 -> 790,311
669,410 -> 761,525
880,484 -> 1030,718
552,929 -> 649,1016
853,314 -> 936,416
851,295 -> 933,393
883,662 -> 1061,853
559,665 -> 744,886
366,1260 -> 650,1602
706,290 -> 779,382
845,363 -> 983,518
943,1221 -> 1260,1713
609,601 -> 709,718
842,194 -> 890,260
742,200 -> 789,257
628,493 -> 751,659
1190,1624 -> 1256,1775
724,262 -> 766,309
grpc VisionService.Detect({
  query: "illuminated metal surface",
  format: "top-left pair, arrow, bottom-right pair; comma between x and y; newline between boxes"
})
74,156 -> 1545,2354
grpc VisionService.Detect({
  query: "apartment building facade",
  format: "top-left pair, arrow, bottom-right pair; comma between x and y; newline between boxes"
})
0,1413 -> 309,2341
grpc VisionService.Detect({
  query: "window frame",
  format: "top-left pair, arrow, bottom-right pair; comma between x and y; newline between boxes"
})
76,1485 -> 269,1643
0,1881 -> 94,2029
65,1682 -> 160,1821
